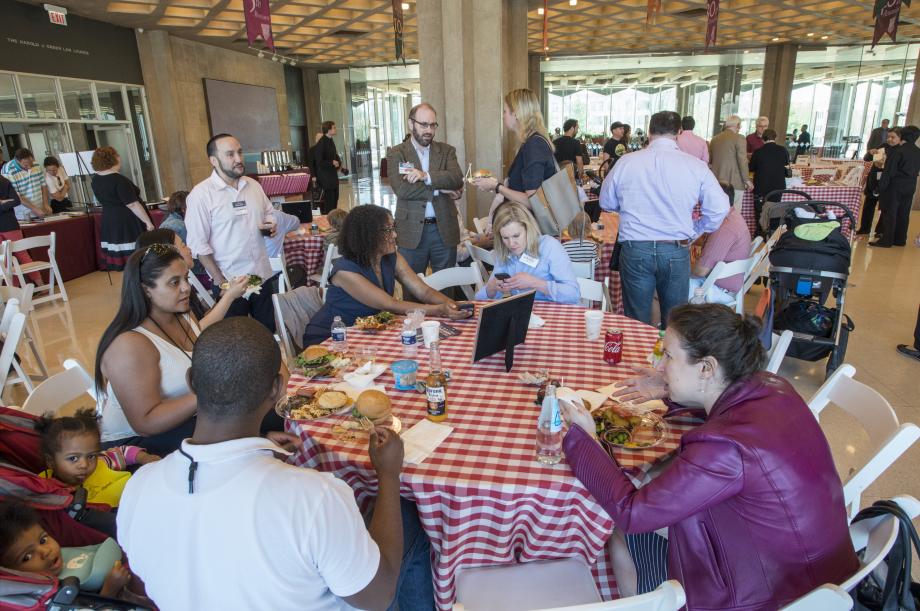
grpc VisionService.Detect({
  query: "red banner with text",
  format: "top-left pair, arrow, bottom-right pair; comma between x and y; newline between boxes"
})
873,0 -> 910,47
706,0 -> 719,49
392,0 -> 405,62
244,0 -> 274,51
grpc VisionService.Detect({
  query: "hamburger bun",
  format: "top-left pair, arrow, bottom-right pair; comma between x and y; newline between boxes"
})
355,389 -> 392,422
301,345 -> 330,361
317,390 -> 348,410
472,168 -> 493,179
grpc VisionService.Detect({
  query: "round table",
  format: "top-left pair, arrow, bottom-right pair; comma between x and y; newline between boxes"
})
286,302 -> 699,608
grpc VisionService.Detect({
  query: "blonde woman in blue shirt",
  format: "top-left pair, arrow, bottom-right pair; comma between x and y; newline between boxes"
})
475,202 -> 580,304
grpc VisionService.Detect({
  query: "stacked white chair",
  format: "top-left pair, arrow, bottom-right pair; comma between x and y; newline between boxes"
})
20,359 -> 95,417
808,365 -> 920,520
0,284 -> 48,379
0,299 -> 31,399
6,233 -> 68,305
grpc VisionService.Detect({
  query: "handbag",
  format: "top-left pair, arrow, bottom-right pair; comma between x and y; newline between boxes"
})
528,142 -> 582,237
851,500 -> 920,610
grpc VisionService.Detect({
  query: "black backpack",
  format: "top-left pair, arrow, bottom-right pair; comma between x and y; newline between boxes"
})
851,500 -> 920,610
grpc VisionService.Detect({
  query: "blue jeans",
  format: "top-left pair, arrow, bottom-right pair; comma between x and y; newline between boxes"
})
399,223 -> 456,274
619,241 -> 690,327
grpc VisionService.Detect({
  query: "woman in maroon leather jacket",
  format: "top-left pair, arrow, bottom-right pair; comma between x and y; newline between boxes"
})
562,304 -> 858,610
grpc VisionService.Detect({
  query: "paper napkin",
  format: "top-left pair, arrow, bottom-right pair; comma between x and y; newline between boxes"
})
401,419 -> 454,465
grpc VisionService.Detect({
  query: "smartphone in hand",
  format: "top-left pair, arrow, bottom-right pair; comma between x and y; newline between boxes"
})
494,273 -> 510,281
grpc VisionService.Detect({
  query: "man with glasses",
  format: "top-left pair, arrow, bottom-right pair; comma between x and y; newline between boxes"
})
387,103 -> 464,275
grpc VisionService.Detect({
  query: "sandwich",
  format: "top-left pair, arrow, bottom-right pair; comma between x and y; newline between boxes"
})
353,389 -> 393,425
295,345 -> 336,372
471,169 -> 493,179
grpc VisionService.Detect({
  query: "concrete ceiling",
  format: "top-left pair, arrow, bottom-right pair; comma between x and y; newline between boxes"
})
20,0 -> 920,67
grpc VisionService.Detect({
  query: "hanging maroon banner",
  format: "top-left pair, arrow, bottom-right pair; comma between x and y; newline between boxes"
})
646,0 -> 661,25
705,0 -> 719,49
542,0 -> 548,56
392,0 -> 405,62
243,0 -> 274,51
872,0 -> 910,47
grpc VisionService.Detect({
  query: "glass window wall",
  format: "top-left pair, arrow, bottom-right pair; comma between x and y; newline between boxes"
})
18,75 -> 61,120
60,78 -> 96,120
0,74 -> 20,119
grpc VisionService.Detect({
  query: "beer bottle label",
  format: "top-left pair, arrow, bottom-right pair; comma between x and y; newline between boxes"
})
427,386 -> 447,416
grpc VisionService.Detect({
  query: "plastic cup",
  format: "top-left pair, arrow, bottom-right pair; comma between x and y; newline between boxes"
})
421,321 -> 441,348
584,310 -> 604,341
391,360 -> 418,391
357,346 -> 378,369
408,309 -> 425,329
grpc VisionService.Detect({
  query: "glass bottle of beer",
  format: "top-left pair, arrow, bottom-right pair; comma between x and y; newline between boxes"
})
426,341 -> 448,422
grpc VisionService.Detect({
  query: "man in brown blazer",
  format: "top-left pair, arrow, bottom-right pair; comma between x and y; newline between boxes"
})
709,115 -> 753,210
387,103 -> 464,274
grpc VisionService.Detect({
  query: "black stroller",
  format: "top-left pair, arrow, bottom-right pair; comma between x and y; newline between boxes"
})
766,199 -> 856,378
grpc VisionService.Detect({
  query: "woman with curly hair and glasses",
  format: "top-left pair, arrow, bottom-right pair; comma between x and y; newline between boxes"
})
302,205 -> 472,347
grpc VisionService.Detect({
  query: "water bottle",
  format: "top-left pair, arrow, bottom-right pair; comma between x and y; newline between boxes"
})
401,319 -> 418,357
330,316 -> 347,352
690,287 -> 706,304
535,384 -> 562,465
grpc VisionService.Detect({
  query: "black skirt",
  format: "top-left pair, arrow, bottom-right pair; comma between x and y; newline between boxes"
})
100,204 -> 146,270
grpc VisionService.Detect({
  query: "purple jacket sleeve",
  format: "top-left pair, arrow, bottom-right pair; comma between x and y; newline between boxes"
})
563,425 -> 744,533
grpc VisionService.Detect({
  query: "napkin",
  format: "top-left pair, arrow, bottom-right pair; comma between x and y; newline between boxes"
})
330,381 -> 386,402
594,382 -> 666,413
401,419 -> 453,465
529,313 -> 545,329
343,363 -> 387,389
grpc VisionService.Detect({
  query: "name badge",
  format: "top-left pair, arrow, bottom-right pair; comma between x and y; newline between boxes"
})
231,200 -> 248,216
398,161 -> 415,175
519,252 -> 540,268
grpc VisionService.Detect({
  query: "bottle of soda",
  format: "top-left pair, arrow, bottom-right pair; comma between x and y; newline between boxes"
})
330,316 -> 347,352
535,384 -> 562,465
690,287 -> 706,304
425,341 -> 448,422
648,330 -> 666,367
401,319 -> 418,358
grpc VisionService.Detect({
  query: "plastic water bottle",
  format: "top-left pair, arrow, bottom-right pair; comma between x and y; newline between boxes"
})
690,287 -> 707,304
401,319 -> 418,357
535,384 -> 563,465
330,316 -> 347,352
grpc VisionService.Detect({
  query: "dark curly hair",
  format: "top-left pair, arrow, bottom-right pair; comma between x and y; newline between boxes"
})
34,407 -> 100,461
91,146 -> 119,171
0,501 -> 42,564
667,304 -> 766,385
337,205 -> 393,268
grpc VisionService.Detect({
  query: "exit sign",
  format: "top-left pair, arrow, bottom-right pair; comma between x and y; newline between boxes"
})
44,4 -> 68,26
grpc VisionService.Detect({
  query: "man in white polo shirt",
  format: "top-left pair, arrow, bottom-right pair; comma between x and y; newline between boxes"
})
186,133 -> 279,331
117,317 -> 421,611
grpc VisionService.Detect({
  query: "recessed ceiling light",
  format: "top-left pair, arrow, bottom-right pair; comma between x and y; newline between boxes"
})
401,2 -> 409,9
744,50 -> 750,53
538,7 -> 544,15
821,35 -> 828,40
807,32 -> 815,37
771,37 -> 780,42
569,0 -> 577,5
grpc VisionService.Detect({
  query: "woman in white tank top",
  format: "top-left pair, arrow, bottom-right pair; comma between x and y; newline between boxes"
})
95,240 -> 251,456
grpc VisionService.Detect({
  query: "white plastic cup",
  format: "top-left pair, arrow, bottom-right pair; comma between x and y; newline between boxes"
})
421,320 -> 441,348
584,310 -> 604,341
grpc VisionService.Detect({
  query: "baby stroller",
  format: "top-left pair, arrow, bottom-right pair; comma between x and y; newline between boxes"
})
0,408 -> 144,611
758,189 -> 814,238
767,200 -> 856,378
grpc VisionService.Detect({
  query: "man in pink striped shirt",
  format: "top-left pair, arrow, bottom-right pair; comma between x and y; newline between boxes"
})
676,116 -> 709,163
688,206 -> 751,304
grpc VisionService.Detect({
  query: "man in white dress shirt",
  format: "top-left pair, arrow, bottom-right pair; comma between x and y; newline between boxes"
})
186,133 -> 279,331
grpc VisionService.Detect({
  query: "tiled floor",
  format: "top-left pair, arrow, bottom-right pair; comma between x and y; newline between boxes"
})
9,201 -> 920,513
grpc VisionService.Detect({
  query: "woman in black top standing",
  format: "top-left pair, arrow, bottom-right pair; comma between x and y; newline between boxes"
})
91,146 -> 153,270
471,88 -> 556,224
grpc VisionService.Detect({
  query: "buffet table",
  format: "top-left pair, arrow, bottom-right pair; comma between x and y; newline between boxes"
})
288,303 -> 701,608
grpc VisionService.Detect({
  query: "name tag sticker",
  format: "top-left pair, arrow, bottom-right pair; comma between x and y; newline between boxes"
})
231,200 -> 248,216
398,162 -> 415,175
519,253 -> 540,268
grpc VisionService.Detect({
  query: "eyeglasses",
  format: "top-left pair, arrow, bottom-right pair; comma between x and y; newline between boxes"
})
381,225 -> 397,236
411,119 -> 439,130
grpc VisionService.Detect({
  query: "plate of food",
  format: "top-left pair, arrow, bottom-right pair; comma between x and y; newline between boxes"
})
294,345 -> 352,379
276,386 -> 353,421
353,311 -> 397,332
593,406 -> 669,450
219,274 -> 263,298
466,168 -> 493,184
331,389 -> 402,440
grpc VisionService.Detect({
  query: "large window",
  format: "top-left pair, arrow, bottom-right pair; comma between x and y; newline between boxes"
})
542,51 -> 764,143
790,44 -> 918,158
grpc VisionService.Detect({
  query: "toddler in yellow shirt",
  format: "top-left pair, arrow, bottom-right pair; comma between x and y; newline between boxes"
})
37,408 -> 159,509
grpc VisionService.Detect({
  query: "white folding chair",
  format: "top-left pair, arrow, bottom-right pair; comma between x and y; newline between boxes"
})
473,216 -> 489,235
20,359 -> 96,417
535,580 -> 686,611
0,284 -> 48,379
779,584 -> 853,610
269,256 -> 289,294
272,292 -> 297,364
0,301 -> 30,400
420,266 -> 483,300
571,259 -> 595,280
0,240 -> 15,286
317,243 -> 340,294
8,233 -> 68,305
187,273 -> 216,309
765,330 -> 793,374
698,255 -> 758,314
272,286 -> 324,365
577,277 -> 608,311
467,242 -> 495,267
765,225 -> 785,251
840,495 -> 920,592
808,365 -> 920,520
749,235 -> 764,257
454,558 -> 601,611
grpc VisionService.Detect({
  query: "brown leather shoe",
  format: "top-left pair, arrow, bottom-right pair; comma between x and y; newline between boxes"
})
897,344 -> 920,361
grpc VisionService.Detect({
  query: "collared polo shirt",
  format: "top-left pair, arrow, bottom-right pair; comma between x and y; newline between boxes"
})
1,159 -> 44,220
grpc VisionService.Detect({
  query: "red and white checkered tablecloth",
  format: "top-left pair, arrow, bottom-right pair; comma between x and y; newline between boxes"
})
791,160 -> 871,187
255,172 -> 311,198
741,185 -> 862,239
286,303 -> 699,609
282,230 -> 326,276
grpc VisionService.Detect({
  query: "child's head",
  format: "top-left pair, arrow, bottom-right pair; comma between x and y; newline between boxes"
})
0,502 -> 62,574
35,408 -> 101,487
567,211 -> 592,241
327,208 -> 347,231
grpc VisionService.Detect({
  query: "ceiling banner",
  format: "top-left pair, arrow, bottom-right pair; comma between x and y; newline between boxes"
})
542,0 -> 548,56
243,0 -> 274,51
392,0 -> 405,63
872,0 -> 910,47
646,0 -> 662,25
706,0 -> 719,49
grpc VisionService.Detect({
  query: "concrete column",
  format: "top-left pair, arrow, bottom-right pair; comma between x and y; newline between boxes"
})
759,43 -> 798,137
711,65 -> 742,135
135,29 -> 190,193
302,68 -> 323,144
417,0 -> 529,223
528,54 -> 542,96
